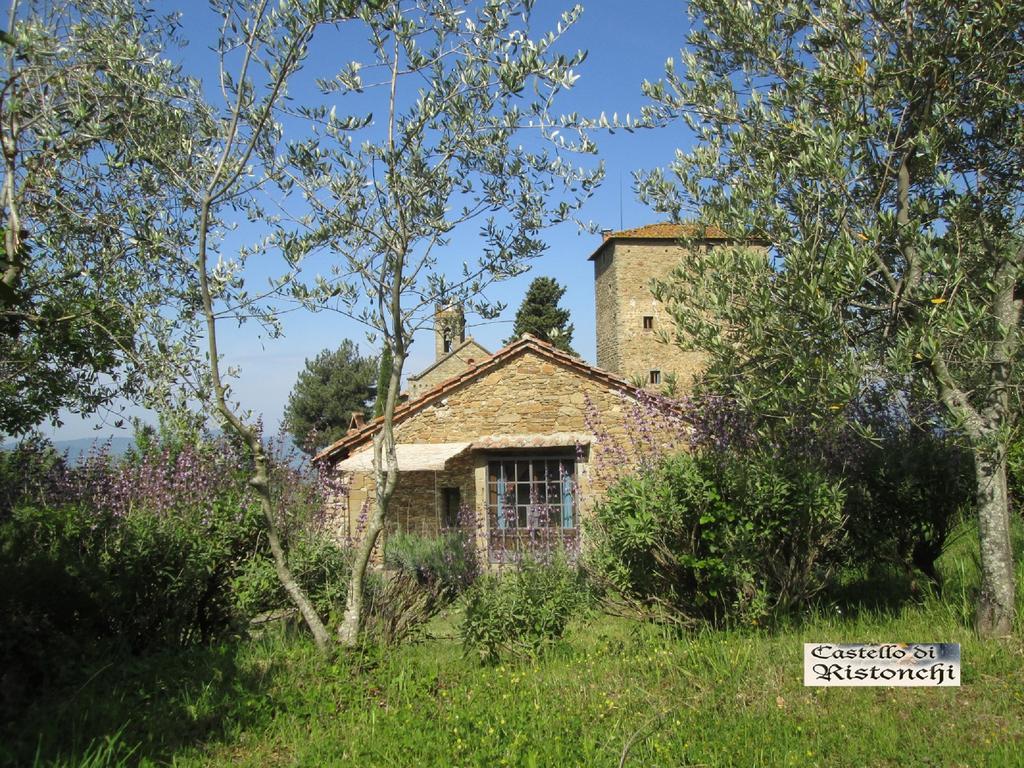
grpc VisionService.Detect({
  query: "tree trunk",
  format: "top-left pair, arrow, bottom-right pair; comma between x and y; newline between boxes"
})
251,446 -> 332,651
197,187 -> 332,651
336,475 -> 387,646
338,347 -> 404,647
974,446 -> 1016,637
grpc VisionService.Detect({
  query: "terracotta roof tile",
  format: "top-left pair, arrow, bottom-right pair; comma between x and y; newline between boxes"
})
587,221 -> 746,261
609,222 -> 731,240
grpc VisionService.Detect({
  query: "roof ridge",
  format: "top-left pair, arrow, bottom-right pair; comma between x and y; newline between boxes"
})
313,334 -> 655,464
406,336 -> 491,382
586,221 -> 739,261
612,221 -> 729,238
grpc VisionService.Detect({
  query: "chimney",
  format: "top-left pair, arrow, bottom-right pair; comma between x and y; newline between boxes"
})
348,411 -> 366,432
601,228 -> 613,241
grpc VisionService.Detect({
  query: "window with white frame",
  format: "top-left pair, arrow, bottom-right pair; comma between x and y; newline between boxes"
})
486,456 -> 576,530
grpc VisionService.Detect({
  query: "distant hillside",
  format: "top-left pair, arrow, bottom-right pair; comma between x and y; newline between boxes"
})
3,433 -> 311,466
53,437 -> 136,462
0,436 -> 138,463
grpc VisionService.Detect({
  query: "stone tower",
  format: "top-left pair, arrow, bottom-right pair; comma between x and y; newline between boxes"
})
434,304 -> 466,360
591,223 -> 731,390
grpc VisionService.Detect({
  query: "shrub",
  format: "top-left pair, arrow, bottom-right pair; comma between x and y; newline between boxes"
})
0,430 -> 305,714
0,498 -> 262,715
233,534 -> 441,645
233,533 -> 353,621
843,431 -> 973,583
383,529 -> 478,602
460,556 -> 585,663
586,449 -> 846,627
0,434 -> 65,517
363,569 -> 441,646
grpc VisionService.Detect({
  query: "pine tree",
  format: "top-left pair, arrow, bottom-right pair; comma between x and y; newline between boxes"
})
505,277 -> 576,355
283,341 -> 376,453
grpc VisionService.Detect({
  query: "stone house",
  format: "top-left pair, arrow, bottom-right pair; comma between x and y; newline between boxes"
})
314,223 -> 739,562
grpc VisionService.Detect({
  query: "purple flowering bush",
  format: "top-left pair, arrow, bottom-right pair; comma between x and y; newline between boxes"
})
0,429 -> 333,705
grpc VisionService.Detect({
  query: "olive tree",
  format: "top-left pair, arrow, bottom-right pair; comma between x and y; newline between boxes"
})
294,0 -> 600,646
0,0 -> 206,435
639,0 -> 1022,635
170,0 -> 375,652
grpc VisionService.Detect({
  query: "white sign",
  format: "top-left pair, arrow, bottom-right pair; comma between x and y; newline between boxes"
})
803,643 -> 960,687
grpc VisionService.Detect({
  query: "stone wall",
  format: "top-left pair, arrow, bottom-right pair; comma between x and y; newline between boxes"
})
593,239 -> 707,390
329,346 -> 689,556
332,450 -> 478,546
594,247 -> 620,373
407,339 -> 490,399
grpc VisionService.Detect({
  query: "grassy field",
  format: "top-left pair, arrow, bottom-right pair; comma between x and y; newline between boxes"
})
5,531 -> 1024,767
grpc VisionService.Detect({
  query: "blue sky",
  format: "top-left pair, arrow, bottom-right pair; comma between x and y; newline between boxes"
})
45,0 -> 698,442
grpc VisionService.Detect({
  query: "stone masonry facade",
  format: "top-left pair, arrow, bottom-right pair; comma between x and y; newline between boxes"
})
593,231 -> 713,390
319,338 -> 687,562
406,338 -> 491,399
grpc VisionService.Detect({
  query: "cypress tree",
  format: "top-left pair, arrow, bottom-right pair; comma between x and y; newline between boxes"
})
505,277 -> 576,354
373,344 -> 393,418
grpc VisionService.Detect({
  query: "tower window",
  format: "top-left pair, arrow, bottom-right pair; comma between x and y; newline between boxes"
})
649,369 -> 661,385
642,316 -> 654,330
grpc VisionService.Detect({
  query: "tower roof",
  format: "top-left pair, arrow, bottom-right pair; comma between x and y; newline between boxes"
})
586,222 -> 734,261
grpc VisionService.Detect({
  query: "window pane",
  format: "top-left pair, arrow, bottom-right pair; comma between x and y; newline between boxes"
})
488,456 -> 577,534
535,482 -> 547,504
561,472 -> 575,528
547,481 -> 560,502
516,482 -> 532,507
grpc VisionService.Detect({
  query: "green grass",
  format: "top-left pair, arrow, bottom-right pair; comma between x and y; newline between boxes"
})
5,525 -> 1024,768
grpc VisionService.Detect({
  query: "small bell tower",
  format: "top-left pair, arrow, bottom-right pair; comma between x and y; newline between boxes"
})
434,304 -> 466,360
